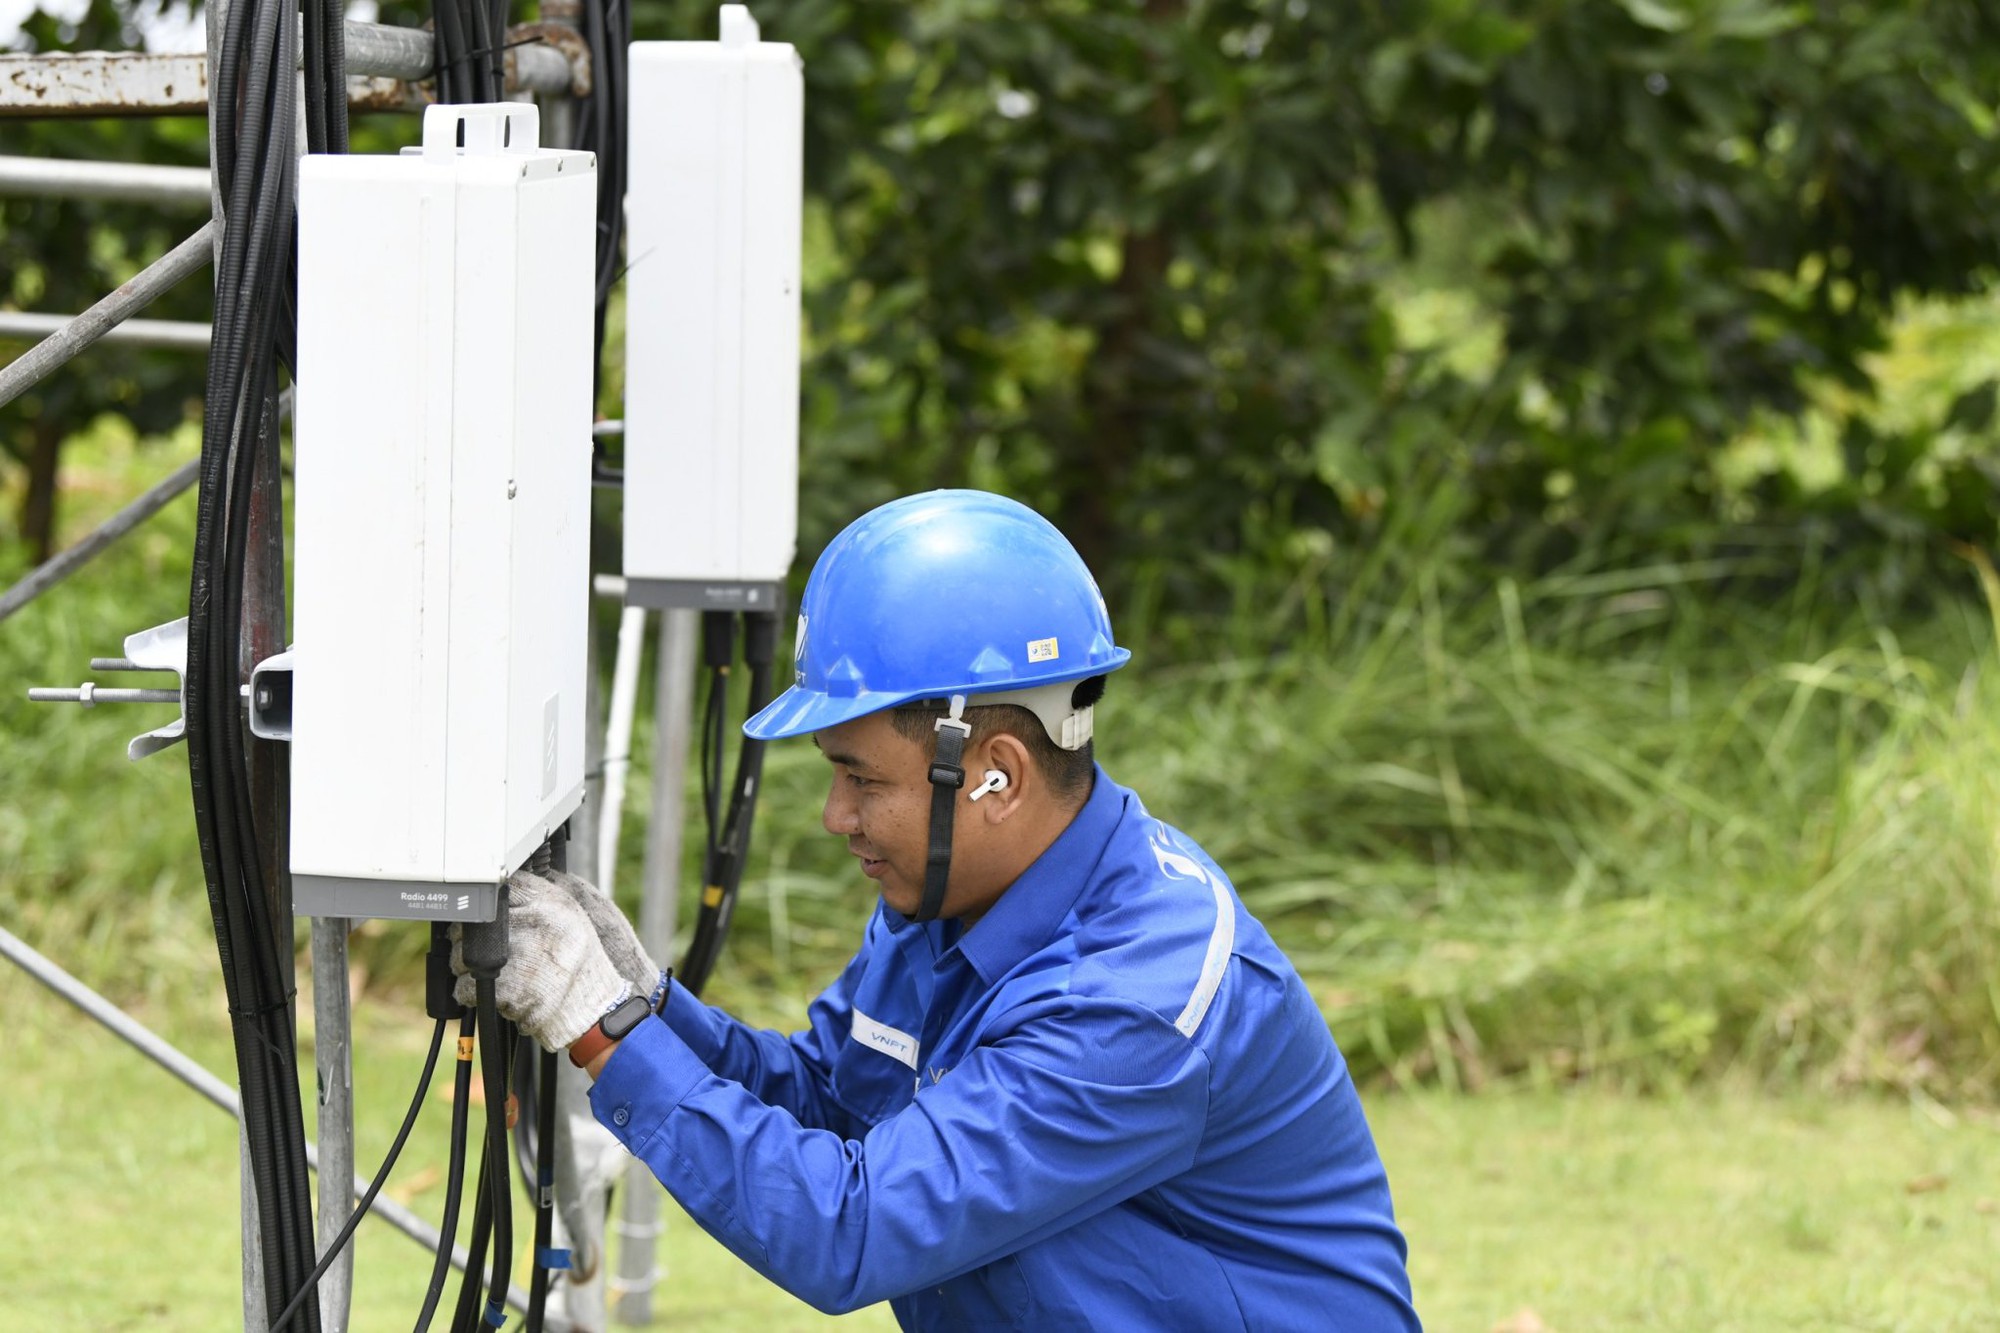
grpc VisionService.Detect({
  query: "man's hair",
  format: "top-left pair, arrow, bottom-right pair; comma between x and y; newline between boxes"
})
890,676 -> 1106,805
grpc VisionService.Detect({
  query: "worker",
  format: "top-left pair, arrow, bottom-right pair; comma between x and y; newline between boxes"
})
459,489 -> 1420,1329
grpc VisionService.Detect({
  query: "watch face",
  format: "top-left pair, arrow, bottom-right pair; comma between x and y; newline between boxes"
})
602,994 -> 653,1041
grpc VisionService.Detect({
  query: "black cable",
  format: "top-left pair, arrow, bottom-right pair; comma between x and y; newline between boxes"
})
269,1018 -> 448,1333
476,985 -> 515,1331
525,1044 -> 560,1330
303,0 -> 348,156
432,0 -> 475,106
450,1143 -> 495,1333
451,908 -> 511,1331
302,0 -> 327,151
574,0 -> 627,456
463,0 -> 500,106
680,612 -> 777,996
510,1032 -> 541,1188
189,0 -> 321,1312
487,0 -> 510,99
698,608 -> 735,857
699,667 -> 727,846
414,1012 -> 478,1333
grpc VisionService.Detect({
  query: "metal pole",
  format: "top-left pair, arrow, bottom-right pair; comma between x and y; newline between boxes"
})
547,601 -> 614,1330
311,919 -> 356,1333
612,606 -> 697,1324
338,20 -> 435,79
537,0 -> 582,151
0,219 -> 214,412
0,154 -> 212,205
596,605 -> 649,895
271,47 -> 347,1332
0,923 -> 543,1319
0,311 -> 211,349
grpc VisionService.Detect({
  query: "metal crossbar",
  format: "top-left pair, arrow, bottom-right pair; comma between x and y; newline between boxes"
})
0,154 -> 212,205
0,923 -> 544,1323
0,311 -> 211,348
0,219 -> 215,412
0,458 -> 197,625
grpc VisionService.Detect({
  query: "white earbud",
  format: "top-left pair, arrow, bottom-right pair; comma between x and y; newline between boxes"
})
967,769 -> 1009,802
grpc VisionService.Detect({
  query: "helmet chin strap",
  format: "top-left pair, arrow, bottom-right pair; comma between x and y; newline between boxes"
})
919,694 -> 971,923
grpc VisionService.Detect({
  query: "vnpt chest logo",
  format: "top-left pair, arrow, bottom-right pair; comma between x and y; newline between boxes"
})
850,1009 -> 918,1070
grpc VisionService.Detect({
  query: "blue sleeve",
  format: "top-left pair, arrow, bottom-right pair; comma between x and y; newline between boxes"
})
590,996 -> 1210,1315
658,950 -> 868,1138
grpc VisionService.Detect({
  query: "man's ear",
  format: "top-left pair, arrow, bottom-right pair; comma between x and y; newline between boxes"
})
971,732 -> 1032,824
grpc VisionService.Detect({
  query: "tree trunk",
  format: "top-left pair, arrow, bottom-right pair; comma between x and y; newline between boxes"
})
1066,228 -> 1171,575
19,417 -> 62,565
1057,0 -> 1181,577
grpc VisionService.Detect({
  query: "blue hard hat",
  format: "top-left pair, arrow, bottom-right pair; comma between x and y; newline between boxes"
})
744,490 -> 1131,741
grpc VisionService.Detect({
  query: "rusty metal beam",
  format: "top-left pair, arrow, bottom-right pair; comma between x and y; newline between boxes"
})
0,51 -> 208,117
0,22 -> 587,118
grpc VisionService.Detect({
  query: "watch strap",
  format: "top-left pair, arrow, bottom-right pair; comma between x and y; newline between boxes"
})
569,993 -> 649,1069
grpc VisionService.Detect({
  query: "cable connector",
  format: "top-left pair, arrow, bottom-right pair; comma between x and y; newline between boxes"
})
427,921 -> 467,1020
700,610 -> 737,670
742,609 -> 780,667
459,894 -> 511,981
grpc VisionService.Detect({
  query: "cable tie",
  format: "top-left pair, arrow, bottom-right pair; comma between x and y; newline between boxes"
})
535,1246 -> 573,1271
483,1297 -> 508,1326
460,33 -> 549,63
225,991 -> 298,1021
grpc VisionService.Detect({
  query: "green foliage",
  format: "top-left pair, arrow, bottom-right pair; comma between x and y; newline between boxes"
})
0,2 -> 212,558
618,0 -> 2000,603
9,0 -> 2000,1104
690,554 -> 2000,1099
1374,0 -> 2000,564
0,420 -> 211,1006
14,0 -> 2000,586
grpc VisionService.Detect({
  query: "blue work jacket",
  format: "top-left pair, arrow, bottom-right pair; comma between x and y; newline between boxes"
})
591,768 -> 1420,1330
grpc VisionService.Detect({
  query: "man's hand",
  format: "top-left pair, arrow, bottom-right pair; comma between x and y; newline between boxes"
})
451,870 -> 631,1052
542,868 -> 667,1003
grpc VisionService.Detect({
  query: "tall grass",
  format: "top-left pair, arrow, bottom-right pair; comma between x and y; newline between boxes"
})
0,419 -> 216,1013
6,425 -> 1998,1094
712,550 -> 2000,1098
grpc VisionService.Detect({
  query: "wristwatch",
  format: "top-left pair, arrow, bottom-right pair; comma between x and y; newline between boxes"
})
568,993 -> 652,1069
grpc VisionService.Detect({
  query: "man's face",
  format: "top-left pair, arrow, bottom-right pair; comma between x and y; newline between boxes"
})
814,711 -> 1002,920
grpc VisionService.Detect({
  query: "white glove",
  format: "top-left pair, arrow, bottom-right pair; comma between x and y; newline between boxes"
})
452,870 -> 631,1051
542,868 -> 662,999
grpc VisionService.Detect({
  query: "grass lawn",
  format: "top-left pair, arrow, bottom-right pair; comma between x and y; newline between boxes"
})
3,966 -> 1995,1332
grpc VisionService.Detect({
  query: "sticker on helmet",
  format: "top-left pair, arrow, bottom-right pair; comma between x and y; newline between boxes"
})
1027,637 -> 1059,663
796,614 -> 809,662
